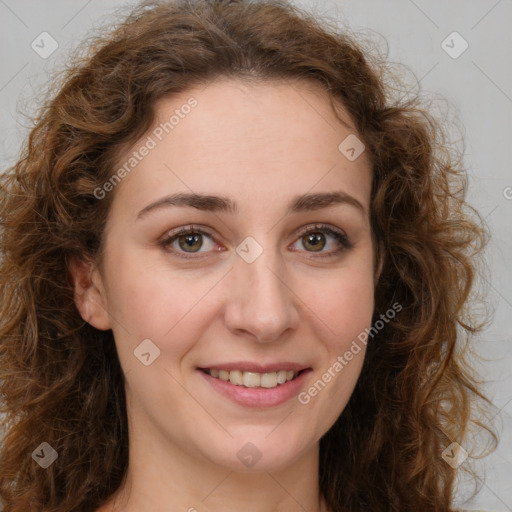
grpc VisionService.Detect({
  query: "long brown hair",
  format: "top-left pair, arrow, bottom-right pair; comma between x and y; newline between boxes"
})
0,1 -> 497,510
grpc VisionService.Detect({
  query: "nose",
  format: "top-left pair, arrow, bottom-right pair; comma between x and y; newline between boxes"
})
223,245 -> 300,344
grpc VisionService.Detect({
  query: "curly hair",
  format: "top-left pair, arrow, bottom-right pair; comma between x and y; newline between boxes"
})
0,0 -> 498,510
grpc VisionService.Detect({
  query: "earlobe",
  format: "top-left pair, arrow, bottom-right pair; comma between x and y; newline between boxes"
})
69,258 -> 112,331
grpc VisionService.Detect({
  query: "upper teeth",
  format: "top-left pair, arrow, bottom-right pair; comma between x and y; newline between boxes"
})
207,369 -> 298,388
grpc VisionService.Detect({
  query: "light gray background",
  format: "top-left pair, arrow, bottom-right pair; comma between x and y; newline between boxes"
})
0,0 -> 510,510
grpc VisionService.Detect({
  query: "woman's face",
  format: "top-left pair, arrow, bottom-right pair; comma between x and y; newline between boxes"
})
78,78 -> 377,472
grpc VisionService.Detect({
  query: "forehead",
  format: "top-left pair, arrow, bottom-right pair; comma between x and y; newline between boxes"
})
109,77 -> 372,219
153,77 -> 357,153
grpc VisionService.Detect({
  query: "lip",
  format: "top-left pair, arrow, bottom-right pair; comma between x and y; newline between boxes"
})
197,367 -> 313,408
198,361 -> 309,373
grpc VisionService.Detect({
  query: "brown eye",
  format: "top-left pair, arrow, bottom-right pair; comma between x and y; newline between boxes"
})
291,224 -> 352,258
159,226 -> 217,259
302,232 -> 326,252
177,232 -> 203,252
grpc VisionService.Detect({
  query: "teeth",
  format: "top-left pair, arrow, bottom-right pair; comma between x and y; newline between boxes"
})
207,369 -> 299,388
230,370 -> 243,386
277,371 -> 287,385
243,372 -> 260,388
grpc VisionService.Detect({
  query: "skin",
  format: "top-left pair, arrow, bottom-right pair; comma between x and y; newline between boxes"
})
71,78 -> 381,512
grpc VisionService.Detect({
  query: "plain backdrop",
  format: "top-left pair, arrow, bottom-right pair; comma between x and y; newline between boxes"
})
0,0 -> 511,510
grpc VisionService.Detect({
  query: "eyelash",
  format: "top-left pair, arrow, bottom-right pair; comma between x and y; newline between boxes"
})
158,223 -> 353,260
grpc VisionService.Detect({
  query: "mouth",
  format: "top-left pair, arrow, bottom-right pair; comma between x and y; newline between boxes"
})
197,365 -> 313,408
198,368 -> 308,389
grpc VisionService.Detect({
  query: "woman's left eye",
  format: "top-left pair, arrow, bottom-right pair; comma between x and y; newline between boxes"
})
159,223 -> 352,260
291,224 -> 352,257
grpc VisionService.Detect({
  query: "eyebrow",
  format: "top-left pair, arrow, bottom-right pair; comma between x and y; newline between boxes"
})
136,190 -> 366,219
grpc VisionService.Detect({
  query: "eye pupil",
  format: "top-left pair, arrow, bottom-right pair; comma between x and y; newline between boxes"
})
179,233 -> 202,252
304,232 -> 325,252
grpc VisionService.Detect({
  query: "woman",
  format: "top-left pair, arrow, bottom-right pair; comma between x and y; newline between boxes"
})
0,0 -> 497,510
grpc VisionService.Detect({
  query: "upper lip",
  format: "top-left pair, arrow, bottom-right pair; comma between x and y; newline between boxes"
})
198,362 -> 311,373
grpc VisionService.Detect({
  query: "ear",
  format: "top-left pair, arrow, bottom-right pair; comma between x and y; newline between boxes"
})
69,257 -> 112,330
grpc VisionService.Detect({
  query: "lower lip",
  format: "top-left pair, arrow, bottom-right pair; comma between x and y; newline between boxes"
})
198,369 -> 312,408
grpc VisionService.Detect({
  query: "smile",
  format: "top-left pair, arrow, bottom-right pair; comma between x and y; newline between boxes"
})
198,367 -> 312,408
201,368 -> 304,389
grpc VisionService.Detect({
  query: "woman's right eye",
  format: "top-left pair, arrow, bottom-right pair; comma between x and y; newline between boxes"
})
159,226 -> 218,259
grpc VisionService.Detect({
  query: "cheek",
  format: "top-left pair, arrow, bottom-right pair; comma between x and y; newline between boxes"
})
103,247 -> 225,370
105,243 -> 175,324
303,264 -> 375,348
298,268 -> 373,418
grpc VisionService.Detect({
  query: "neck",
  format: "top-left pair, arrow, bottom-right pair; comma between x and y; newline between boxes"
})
100,412 -> 329,512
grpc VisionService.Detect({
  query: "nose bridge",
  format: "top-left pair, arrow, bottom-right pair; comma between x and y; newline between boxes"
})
225,236 -> 298,343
